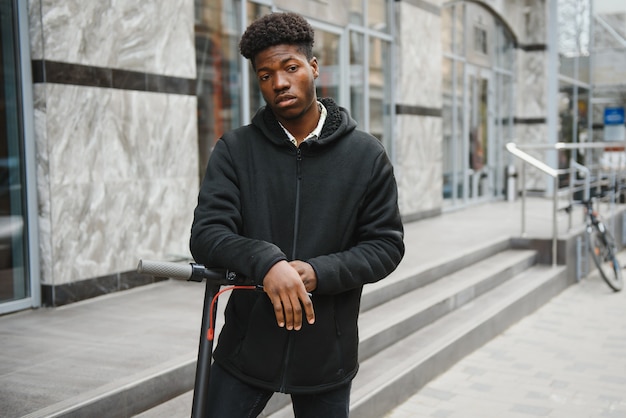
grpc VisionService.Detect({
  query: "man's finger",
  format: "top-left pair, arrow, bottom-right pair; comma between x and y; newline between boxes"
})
289,294 -> 303,330
271,296 -> 285,328
283,295 -> 296,330
302,293 -> 315,325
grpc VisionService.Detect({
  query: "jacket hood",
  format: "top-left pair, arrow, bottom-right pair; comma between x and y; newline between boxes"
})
251,97 -> 357,147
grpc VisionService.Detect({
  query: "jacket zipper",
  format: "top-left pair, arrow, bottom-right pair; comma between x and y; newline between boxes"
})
292,148 -> 302,259
280,147 -> 303,393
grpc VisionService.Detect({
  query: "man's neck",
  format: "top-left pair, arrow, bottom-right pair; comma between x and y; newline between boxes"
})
280,102 -> 321,145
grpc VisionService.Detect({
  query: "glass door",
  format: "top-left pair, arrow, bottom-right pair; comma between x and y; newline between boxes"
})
465,65 -> 494,202
0,0 -> 38,313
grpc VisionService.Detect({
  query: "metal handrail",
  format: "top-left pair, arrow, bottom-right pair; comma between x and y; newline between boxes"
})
505,140 -> 626,267
505,142 -> 560,266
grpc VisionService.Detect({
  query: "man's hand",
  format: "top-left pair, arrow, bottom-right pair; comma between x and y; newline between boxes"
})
263,260 -> 315,330
289,260 -> 318,293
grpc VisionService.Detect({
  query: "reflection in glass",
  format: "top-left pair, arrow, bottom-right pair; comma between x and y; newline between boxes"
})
369,37 -> 391,149
314,29 -> 340,102
349,31 -> 365,125
558,0 -> 591,85
442,7 -> 453,54
442,58 -> 454,199
0,0 -> 29,304
455,61 -> 465,200
368,0 -> 388,32
454,4 -> 465,56
246,3 -> 271,118
442,2 -> 514,204
349,0 -> 364,25
195,0 -> 242,177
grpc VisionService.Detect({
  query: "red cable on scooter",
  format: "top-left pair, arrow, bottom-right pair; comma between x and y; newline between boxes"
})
207,286 -> 256,341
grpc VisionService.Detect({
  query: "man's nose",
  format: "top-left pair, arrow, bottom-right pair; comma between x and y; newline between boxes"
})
273,72 -> 289,90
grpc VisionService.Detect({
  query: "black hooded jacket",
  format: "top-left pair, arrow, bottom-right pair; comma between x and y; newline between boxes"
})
190,97 -> 404,394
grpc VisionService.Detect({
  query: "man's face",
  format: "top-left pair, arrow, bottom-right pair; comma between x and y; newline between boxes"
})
253,44 -> 319,125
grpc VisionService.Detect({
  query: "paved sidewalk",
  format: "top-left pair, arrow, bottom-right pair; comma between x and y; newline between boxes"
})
1,197 -> 624,417
385,264 -> 626,418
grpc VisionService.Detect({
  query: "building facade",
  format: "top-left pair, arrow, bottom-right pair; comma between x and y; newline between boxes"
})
0,0 -> 620,312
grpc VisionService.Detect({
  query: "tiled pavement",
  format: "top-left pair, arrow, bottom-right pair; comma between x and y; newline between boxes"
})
385,265 -> 626,418
2,197 -> 626,417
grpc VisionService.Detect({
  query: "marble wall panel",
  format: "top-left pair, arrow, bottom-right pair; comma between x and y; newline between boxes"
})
516,50 -> 547,118
451,0 -> 546,46
275,0 -> 351,27
44,85 -> 114,187
396,114 -> 443,216
523,0 -> 547,45
495,0 -> 522,40
513,123 -> 551,191
37,85 -> 198,285
33,85 -> 52,283
497,0 -> 546,45
105,90 -> 199,182
31,0 -> 195,78
27,0 -> 44,59
49,178 -> 196,283
396,3 -> 442,108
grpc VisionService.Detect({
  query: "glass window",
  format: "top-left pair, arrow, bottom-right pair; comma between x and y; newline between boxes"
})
369,36 -> 391,148
246,2 -> 271,119
195,0 -> 394,160
314,29 -> 340,102
0,0 -> 31,305
195,0 -> 243,177
473,26 -> 487,55
442,7 -> 453,54
494,22 -> 515,71
454,4 -> 465,56
442,2 -> 514,204
349,0 -> 364,25
442,57 -> 454,198
557,0 -> 592,147
466,5 -> 493,66
349,31 -> 365,125
557,0 -> 591,85
455,61 -> 465,198
558,0 -> 591,58
368,0 -> 388,32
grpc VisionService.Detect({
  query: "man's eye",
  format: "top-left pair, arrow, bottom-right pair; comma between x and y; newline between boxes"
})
287,65 -> 298,72
259,74 -> 270,81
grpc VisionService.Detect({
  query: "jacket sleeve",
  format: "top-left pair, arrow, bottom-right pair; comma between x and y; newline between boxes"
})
307,149 -> 405,295
189,138 -> 287,283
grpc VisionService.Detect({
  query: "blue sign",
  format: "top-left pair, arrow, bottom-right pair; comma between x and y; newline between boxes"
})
604,107 -> 625,142
605,107 -> 625,125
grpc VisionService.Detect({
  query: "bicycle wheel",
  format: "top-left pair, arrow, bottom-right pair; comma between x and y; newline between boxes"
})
588,227 -> 623,292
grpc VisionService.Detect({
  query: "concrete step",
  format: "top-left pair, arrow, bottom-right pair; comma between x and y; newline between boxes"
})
264,250 -> 557,418
357,249 -> 537,363
267,264 -> 567,418
360,238 -> 511,312
139,246 -> 556,418
350,264 -> 567,418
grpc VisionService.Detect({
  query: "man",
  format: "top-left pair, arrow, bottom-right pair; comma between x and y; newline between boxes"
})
190,11 -> 404,418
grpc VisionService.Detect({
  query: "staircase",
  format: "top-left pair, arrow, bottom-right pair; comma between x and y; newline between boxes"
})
139,238 -> 568,418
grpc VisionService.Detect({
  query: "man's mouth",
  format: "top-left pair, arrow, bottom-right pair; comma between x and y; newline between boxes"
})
276,95 -> 296,106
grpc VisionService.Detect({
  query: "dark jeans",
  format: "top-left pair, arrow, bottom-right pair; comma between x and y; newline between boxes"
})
205,362 -> 351,418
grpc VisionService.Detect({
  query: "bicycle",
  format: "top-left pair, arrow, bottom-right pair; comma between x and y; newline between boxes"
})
575,198 -> 623,292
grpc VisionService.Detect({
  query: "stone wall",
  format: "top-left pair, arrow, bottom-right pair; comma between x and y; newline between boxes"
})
27,0 -> 198,304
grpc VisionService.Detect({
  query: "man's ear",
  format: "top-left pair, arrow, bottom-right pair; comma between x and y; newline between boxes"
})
310,57 -> 319,79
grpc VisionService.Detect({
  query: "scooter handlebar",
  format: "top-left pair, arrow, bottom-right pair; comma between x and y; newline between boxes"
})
137,259 -> 193,280
137,259 -> 252,285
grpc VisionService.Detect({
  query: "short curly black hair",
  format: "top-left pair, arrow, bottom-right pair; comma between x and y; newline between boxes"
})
239,12 -> 315,64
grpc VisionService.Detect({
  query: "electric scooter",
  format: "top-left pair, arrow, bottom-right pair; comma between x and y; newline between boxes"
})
137,260 -> 255,418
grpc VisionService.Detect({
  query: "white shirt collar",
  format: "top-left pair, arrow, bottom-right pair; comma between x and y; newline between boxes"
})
280,101 -> 327,147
